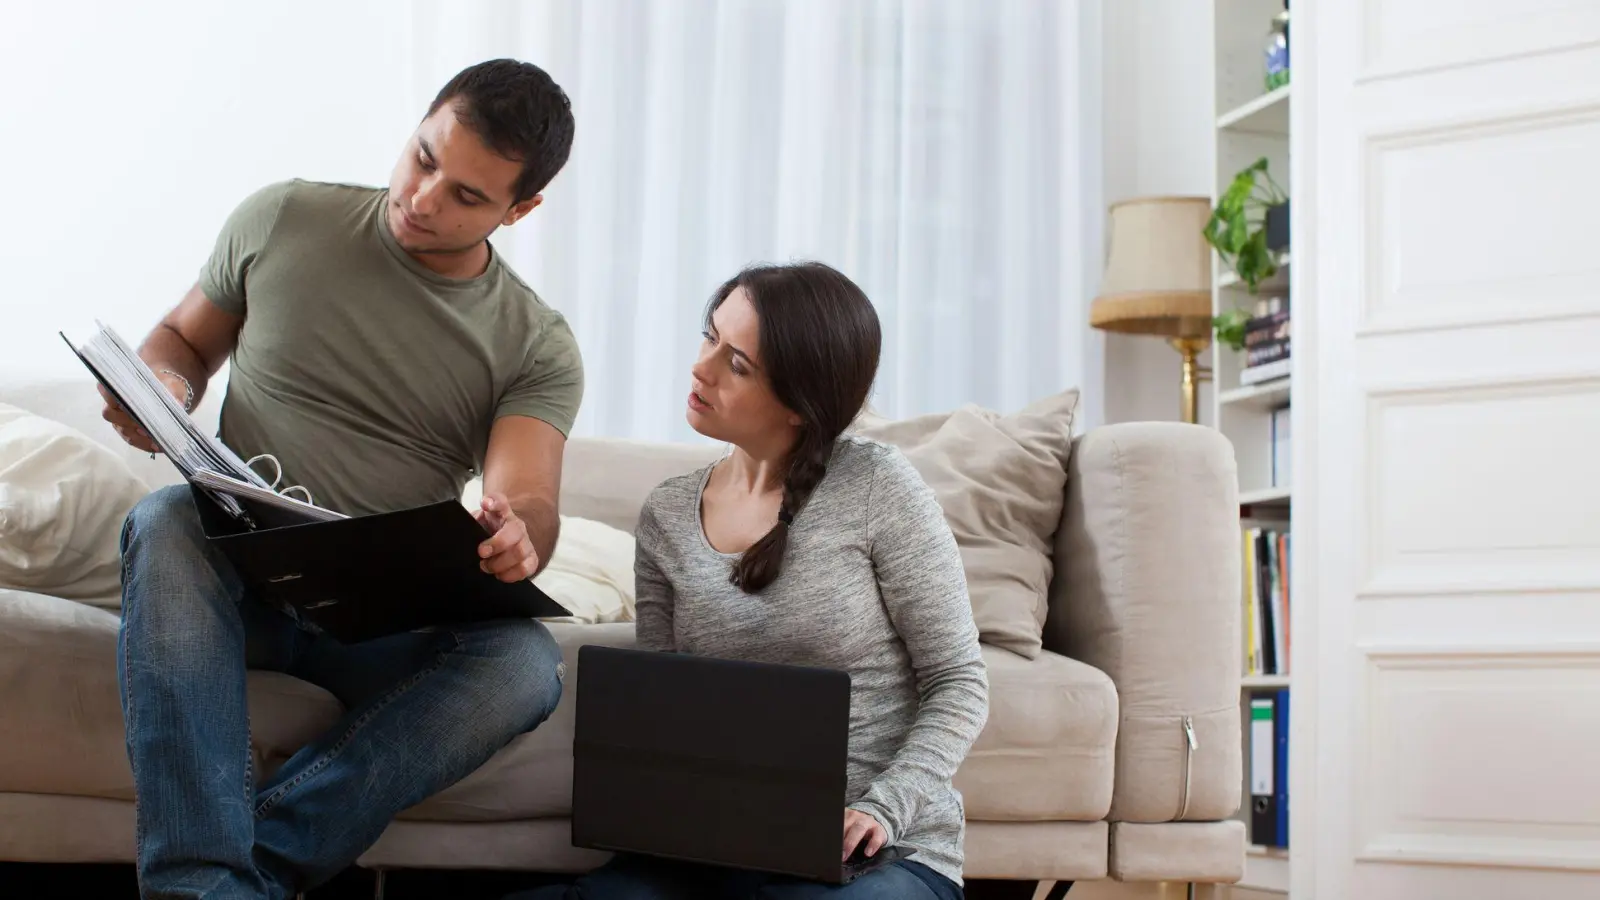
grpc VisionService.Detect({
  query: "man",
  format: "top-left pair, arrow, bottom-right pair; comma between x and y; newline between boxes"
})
101,59 -> 582,899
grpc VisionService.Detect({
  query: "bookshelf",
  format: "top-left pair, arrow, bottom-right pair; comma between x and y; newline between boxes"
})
1209,1 -> 1295,897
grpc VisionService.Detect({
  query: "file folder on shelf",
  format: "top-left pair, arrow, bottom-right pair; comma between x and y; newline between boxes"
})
1273,687 -> 1290,847
1249,693 -> 1283,847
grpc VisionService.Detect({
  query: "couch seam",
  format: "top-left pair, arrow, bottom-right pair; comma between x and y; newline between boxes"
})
1120,703 -> 1238,721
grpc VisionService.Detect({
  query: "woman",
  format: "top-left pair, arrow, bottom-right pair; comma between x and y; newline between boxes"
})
527,261 -> 988,899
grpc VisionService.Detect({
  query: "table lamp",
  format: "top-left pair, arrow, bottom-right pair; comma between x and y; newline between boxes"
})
1090,196 -> 1215,424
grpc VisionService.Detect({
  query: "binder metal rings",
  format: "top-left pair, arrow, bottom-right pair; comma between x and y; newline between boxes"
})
245,454 -> 317,508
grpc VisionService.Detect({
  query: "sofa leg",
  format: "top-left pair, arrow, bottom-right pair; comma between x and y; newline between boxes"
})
372,869 -> 387,900
1043,881 -> 1074,899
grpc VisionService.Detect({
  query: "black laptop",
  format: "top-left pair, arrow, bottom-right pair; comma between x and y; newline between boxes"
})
571,645 -> 915,884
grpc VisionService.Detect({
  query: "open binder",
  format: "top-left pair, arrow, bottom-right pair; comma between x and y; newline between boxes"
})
63,322 -> 571,642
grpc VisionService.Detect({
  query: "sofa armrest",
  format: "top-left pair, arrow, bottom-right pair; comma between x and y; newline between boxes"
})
1044,422 -> 1243,823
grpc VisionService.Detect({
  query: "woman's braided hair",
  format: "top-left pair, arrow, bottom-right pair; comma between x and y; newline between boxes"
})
704,262 -> 882,593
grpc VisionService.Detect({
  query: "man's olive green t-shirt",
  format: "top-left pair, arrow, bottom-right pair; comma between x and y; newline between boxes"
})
199,179 -> 583,517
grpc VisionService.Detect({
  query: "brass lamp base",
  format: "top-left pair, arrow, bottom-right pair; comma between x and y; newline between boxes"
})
1169,336 -> 1212,425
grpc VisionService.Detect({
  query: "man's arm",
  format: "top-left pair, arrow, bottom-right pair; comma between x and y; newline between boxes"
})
102,282 -> 243,451
474,414 -> 568,581
144,282 -> 243,397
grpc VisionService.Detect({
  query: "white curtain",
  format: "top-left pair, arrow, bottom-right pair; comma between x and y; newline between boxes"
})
410,0 -> 1102,443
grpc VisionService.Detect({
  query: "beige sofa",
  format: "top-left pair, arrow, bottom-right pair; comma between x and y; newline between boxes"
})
0,373 -> 1245,888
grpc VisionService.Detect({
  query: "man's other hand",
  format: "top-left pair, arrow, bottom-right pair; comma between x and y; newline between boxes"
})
473,493 -> 541,582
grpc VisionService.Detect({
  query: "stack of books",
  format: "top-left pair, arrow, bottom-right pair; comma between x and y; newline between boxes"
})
1243,525 -> 1290,677
1240,295 -> 1290,386
1243,523 -> 1291,846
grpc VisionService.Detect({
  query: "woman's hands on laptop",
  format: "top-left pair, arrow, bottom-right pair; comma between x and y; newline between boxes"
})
843,808 -> 886,860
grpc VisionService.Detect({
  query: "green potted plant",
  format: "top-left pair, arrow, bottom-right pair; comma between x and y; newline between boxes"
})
1213,307 -> 1251,353
1204,156 -> 1288,351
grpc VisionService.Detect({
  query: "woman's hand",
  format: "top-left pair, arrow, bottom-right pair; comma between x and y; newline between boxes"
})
843,808 -> 887,860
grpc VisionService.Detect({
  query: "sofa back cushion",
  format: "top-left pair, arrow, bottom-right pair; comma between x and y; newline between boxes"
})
851,388 -> 1079,659
558,436 -> 724,533
556,389 -> 1079,659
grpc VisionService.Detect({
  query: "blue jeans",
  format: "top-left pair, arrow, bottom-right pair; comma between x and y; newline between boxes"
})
505,852 -> 964,899
118,484 -> 565,900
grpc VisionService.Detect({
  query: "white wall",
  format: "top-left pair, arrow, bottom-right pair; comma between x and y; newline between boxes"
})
1099,0 -> 1216,424
0,0 -> 414,379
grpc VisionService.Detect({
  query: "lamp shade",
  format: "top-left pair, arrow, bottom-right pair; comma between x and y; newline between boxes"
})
1090,196 -> 1213,338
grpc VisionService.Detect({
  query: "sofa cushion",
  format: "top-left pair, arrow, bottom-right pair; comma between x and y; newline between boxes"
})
851,388 -> 1079,659
0,590 -> 1115,828
956,645 -> 1116,821
0,589 -> 342,799
406,635 -> 1118,824
556,391 -> 1080,659
0,592 -> 630,818
0,405 -> 153,609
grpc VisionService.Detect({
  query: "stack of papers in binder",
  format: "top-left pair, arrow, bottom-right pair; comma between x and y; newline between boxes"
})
61,321 -> 345,527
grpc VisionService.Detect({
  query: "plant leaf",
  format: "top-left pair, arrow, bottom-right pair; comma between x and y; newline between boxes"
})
1213,308 -> 1250,352
1219,170 -> 1255,212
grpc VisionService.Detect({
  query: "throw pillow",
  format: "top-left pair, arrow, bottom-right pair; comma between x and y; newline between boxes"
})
462,476 -> 639,625
852,388 -> 1079,658
0,402 -> 153,609
534,515 -> 639,625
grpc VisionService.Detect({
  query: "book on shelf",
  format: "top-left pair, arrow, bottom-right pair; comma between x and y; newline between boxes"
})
1270,406 -> 1291,487
1243,525 -> 1291,678
1239,295 -> 1291,386
1240,358 -> 1290,386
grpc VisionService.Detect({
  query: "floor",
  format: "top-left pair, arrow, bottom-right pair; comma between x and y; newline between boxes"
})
0,864 -> 568,899
0,863 -> 1062,898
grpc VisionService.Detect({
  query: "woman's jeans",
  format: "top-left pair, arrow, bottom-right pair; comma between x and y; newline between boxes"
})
117,484 -> 565,900
505,852 -> 966,899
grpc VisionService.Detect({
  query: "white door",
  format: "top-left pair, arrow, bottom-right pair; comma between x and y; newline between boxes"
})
1298,1 -> 1600,898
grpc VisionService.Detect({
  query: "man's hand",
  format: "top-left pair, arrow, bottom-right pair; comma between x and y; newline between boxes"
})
843,808 -> 887,860
98,373 -> 187,454
473,493 -> 541,583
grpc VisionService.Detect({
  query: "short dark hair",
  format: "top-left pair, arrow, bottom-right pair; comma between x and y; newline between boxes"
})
704,261 -> 883,593
427,59 -> 575,204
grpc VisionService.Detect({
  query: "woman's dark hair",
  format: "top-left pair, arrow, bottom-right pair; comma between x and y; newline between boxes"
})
427,58 -> 576,203
706,261 -> 882,593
